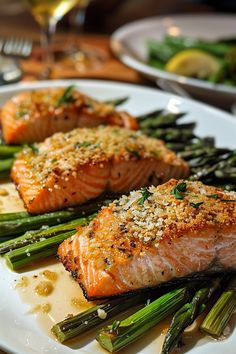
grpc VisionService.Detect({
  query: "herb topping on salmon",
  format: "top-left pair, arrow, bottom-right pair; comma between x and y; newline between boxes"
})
58,179 -> 236,299
11,126 -> 188,214
1,86 -> 137,144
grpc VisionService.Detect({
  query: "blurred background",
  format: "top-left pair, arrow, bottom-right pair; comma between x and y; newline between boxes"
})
0,0 -> 236,37
0,0 -> 235,98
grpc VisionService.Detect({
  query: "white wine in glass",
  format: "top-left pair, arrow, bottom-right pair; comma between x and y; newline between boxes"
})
24,0 -> 90,77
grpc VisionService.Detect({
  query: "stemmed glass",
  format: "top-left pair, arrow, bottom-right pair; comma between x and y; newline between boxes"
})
24,0 -> 91,78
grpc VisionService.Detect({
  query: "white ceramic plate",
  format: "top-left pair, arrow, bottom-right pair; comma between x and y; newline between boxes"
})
111,14 -> 236,108
0,80 -> 235,354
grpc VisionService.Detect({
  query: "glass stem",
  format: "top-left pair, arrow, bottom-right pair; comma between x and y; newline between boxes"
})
40,21 -> 56,79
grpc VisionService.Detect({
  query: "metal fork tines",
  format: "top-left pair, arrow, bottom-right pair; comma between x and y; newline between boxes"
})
0,37 -> 32,58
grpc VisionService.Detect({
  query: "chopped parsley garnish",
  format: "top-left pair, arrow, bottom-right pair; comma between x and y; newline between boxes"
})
126,148 -> 141,159
16,110 -> 28,118
151,150 -> 160,157
111,320 -> 120,331
57,85 -> 76,106
28,144 -> 38,154
138,187 -> 151,205
207,194 -> 219,199
190,202 -> 204,209
171,182 -> 187,200
75,141 -> 92,149
112,128 -> 120,135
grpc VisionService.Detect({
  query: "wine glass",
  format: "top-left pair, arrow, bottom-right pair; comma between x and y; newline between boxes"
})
24,0 -> 91,78
54,1 -> 107,73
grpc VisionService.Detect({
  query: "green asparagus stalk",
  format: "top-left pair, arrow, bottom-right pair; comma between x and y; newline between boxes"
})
0,145 -> 23,157
148,58 -> 165,70
0,214 -> 95,254
147,39 -> 180,63
139,112 -> 186,129
96,287 -> 190,353
166,142 -> 187,152
52,294 -> 145,343
0,196 -> 114,238
200,275 -> 236,337
0,211 -> 30,222
4,231 -> 75,270
163,35 -> 233,58
0,158 -> 14,172
161,280 -> 220,354
0,209 -> 85,238
148,128 -> 194,142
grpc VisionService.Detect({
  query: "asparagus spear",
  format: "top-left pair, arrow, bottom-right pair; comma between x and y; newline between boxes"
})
0,196 -> 114,238
0,158 -> 14,173
0,209 -> 84,238
52,294 -> 145,343
0,214 -> 95,254
179,147 -> 229,161
148,58 -> 165,70
200,275 -> 236,337
139,112 -> 186,129
161,279 -> 220,354
166,142 -> 187,152
148,128 -> 194,142
0,145 -> 23,157
147,39 -> 180,63
4,231 -> 75,270
0,211 -> 30,222
96,287 -> 190,353
163,35 -> 233,58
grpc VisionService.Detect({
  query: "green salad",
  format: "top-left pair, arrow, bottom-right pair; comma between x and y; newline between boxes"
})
147,35 -> 236,86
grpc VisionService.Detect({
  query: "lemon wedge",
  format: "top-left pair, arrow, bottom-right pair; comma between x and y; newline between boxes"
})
165,49 -> 219,79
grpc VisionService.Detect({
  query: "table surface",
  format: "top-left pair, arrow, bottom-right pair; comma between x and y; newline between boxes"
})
17,34 -> 149,85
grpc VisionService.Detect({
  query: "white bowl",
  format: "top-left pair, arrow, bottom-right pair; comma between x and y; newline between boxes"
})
111,14 -> 236,108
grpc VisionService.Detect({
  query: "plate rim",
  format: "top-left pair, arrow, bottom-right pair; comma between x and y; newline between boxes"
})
0,78 -> 235,125
110,14 -> 236,95
0,78 -> 235,354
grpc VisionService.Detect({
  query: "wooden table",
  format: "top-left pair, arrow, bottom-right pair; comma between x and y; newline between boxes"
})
17,33 -> 150,85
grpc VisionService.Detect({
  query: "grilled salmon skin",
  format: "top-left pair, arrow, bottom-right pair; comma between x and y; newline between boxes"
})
1,86 -> 137,144
11,126 -> 188,214
58,179 -> 236,299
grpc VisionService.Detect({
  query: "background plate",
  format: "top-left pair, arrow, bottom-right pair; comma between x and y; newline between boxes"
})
0,79 -> 235,354
111,14 -> 236,108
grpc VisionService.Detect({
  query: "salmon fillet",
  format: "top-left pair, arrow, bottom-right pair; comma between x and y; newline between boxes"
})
58,179 -> 236,299
11,126 -> 188,214
1,86 -> 137,144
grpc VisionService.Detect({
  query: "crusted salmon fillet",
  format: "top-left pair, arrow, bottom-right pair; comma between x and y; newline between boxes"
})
11,126 -> 188,214
1,86 -> 137,144
58,179 -> 236,299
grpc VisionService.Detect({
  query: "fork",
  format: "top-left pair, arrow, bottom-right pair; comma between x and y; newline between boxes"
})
0,37 -> 32,58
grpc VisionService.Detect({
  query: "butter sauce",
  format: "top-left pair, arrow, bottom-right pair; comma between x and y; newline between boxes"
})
0,182 -> 25,212
1,181 -> 233,353
16,262 -> 94,336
